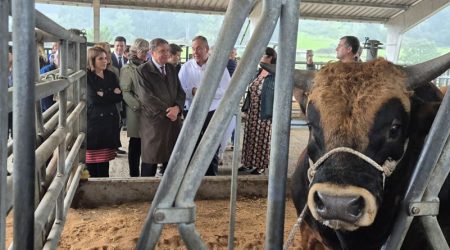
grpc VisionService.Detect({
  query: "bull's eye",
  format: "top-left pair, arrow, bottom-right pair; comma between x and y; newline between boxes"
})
389,123 -> 402,139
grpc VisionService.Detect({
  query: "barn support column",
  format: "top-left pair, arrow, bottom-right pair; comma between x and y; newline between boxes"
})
93,0 -> 100,42
385,25 -> 403,63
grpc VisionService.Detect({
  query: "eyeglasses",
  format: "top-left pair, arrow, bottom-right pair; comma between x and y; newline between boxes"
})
154,49 -> 169,55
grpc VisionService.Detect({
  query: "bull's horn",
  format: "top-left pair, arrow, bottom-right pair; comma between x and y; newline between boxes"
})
260,63 -> 315,91
405,52 -> 450,90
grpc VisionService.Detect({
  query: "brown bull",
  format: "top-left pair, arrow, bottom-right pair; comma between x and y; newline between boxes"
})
263,54 -> 450,249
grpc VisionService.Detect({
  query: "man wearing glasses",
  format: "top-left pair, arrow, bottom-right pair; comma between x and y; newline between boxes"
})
136,38 -> 186,177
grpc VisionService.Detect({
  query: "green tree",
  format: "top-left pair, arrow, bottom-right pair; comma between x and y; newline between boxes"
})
398,37 -> 440,64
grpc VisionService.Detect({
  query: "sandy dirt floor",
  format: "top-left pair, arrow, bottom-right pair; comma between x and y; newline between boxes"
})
5,198 -> 304,249
5,111 -> 310,249
56,198 -> 304,249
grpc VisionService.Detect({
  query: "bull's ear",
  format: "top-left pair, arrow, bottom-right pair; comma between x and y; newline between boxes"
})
408,97 -> 441,137
293,87 -> 308,114
259,63 -> 315,92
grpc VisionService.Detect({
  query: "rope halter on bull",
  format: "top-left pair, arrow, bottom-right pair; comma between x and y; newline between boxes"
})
283,143 -> 408,249
308,142 -> 408,188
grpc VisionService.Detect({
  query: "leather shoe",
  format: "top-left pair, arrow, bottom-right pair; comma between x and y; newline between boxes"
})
116,148 -> 127,154
250,168 -> 265,175
238,166 -> 253,172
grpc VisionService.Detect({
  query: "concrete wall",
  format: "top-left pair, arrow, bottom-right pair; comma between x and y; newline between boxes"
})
73,176 -> 293,208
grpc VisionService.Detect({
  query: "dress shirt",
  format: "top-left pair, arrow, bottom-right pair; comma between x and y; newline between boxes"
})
178,59 -> 231,111
114,52 -> 124,67
151,57 -> 165,75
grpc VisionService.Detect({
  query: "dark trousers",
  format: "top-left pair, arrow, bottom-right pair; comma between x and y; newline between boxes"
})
141,162 -> 167,177
128,137 -> 141,177
8,112 -> 12,138
186,110 -> 220,176
41,95 -> 55,112
87,162 -> 109,178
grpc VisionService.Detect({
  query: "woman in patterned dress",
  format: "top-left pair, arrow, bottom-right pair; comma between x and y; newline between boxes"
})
240,47 -> 277,175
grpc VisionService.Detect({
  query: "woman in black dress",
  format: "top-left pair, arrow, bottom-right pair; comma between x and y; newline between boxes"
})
85,47 -> 123,177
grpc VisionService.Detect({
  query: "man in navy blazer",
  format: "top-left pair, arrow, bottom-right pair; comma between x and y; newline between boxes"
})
111,36 -> 128,70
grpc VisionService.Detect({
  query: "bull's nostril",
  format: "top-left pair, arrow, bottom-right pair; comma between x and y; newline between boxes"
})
314,191 -> 325,212
347,196 -> 365,218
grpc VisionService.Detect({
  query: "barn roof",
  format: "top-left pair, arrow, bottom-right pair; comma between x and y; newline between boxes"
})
35,0 -> 440,24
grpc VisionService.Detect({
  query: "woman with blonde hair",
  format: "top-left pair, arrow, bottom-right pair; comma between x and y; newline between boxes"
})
85,47 -> 123,177
119,38 -> 149,176
94,42 -> 120,78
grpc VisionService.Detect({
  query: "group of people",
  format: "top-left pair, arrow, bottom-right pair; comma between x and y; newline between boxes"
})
85,35 -> 230,177
84,34 -> 362,178
5,34 -> 361,178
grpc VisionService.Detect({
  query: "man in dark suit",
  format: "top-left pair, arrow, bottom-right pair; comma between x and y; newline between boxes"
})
136,38 -> 186,177
111,36 -> 128,70
111,36 -> 129,140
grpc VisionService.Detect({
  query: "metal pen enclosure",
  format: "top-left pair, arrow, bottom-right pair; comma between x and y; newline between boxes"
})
0,0 -> 87,249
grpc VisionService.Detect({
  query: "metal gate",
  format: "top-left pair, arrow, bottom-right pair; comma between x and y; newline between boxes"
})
0,0 -> 87,249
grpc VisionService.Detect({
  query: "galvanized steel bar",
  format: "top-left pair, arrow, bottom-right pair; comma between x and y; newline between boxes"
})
265,0 -> 300,248
423,106 -> 450,200
78,42 -> 87,164
0,0 -> 9,248
228,110 -> 242,250
6,79 -> 74,113
35,10 -> 85,43
4,102 -> 76,216
34,133 -> 85,239
36,44 -> 46,138
12,0 -> 36,248
419,216 -> 450,250
383,79 -> 450,249
56,39 -> 68,225
43,164 -> 84,250
136,0 -> 255,249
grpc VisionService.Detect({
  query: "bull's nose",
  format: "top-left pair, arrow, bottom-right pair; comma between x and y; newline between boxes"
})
314,191 -> 365,223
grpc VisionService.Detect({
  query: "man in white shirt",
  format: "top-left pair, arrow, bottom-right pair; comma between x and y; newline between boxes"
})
178,35 -> 231,176
336,36 -> 360,63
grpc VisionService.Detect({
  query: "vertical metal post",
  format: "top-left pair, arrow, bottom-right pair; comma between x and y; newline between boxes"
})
265,0 -> 299,248
12,0 -> 36,249
228,110 -> 242,250
57,40 -> 68,222
0,0 -> 9,249
72,42 -> 81,172
79,42 -> 87,164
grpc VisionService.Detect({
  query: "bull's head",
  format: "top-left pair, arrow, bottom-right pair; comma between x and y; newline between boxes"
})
262,53 -> 450,231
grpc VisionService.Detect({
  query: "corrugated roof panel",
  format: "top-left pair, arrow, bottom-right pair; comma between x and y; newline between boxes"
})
37,0 -> 440,23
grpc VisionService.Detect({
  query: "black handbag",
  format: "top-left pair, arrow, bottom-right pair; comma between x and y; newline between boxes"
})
241,89 -> 251,112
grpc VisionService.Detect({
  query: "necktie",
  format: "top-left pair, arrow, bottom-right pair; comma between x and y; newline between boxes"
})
160,66 -> 166,76
118,56 -> 123,68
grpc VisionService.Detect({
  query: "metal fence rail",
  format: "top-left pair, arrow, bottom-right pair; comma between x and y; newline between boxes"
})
1,0 -> 87,249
